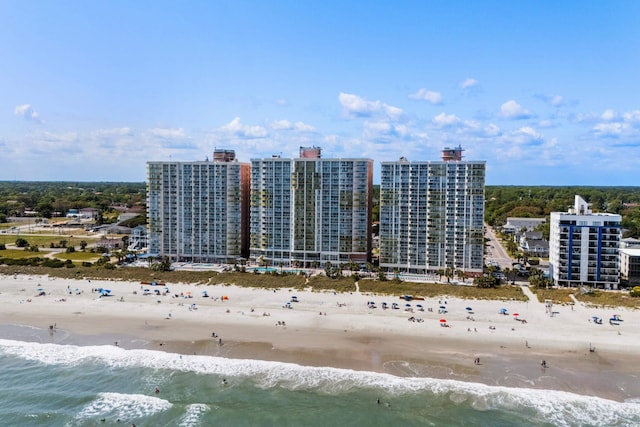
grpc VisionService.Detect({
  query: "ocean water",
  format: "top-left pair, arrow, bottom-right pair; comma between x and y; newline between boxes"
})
1,339 -> 639,427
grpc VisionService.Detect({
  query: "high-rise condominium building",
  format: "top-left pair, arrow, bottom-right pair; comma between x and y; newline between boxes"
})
379,146 -> 485,275
147,150 -> 250,263
549,195 -> 621,289
250,147 -> 373,267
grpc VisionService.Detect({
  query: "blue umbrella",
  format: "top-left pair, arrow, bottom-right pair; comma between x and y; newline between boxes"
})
405,303 -> 411,307
466,307 -> 473,311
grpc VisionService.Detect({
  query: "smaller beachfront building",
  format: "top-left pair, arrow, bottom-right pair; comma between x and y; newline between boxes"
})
620,248 -> 640,286
549,195 -> 621,289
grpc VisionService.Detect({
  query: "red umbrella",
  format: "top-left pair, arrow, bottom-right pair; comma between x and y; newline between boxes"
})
513,313 -> 520,317
439,319 -> 447,323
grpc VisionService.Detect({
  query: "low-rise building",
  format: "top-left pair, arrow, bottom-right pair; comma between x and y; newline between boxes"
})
620,248 -> 640,286
503,217 -> 546,234
621,237 -> 640,249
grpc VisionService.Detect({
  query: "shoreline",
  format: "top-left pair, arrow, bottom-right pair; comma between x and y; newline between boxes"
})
1,273 -> 639,402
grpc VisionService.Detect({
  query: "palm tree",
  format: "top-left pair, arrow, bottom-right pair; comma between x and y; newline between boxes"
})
456,269 -> 468,283
444,267 -> 454,283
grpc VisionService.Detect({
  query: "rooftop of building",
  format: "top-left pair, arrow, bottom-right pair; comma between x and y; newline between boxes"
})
620,247 -> 640,257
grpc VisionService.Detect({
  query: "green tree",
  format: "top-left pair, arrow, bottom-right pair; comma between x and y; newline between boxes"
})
474,275 -> 498,288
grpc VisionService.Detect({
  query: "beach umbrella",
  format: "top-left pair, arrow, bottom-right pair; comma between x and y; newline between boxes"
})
439,319 -> 447,323
405,303 -> 411,307
513,313 -> 519,317
439,305 -> 446,309
466,307 -> 473,311
416,304 -> 423,308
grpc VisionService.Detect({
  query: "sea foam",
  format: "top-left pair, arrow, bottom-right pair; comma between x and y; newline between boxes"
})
75,392 -> 172,420
178,403 -> 209,427
2,339 -> 639,427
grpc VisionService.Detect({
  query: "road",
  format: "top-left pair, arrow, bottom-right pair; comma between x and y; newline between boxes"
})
484,223 -> 513,270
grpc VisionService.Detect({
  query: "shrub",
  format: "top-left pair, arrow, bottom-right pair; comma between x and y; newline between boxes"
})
631,286 -> 640,298
42,259 -> 65,268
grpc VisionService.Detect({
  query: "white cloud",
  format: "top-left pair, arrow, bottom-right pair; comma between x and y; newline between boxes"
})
574,112 -> 599,123
500,100 -> 532,119
432,112 -> 461,127
483,123 -> 501,137
408,88 -> 443,104
221,117 -> 267,138
363,120 -> 410,142
14,104 -> 43,123
271,120 -> 315,132
93,127 -> 133,138
148,128 -> 186,139
502,126 -> 544,146
13,130 -> 79,156
550,95 -> 564,107
623,110 -> 640,123
593,122 -> 627,137
338,92 -> 403,120
601,109 -> 617,121
460,78 -> 479,89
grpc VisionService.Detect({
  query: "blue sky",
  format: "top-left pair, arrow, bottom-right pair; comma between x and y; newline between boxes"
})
2,1 -> 639,185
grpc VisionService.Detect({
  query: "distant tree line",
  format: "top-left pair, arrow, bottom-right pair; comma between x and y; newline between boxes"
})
2,182 -> 640,238
485,186 -> 640,238
0,181 -> 146,222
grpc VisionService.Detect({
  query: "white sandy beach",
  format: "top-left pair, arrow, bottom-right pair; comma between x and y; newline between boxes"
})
1,273 -> 639,401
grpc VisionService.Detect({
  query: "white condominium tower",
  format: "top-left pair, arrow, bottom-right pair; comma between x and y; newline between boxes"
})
379,146 -> 485,275
147,149 -> 250,263
250,146 -> 373,267
549,195 -> 621,289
